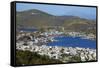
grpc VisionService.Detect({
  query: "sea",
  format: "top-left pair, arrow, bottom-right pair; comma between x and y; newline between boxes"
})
19,28 -> 96,49
47,36 -> 96,49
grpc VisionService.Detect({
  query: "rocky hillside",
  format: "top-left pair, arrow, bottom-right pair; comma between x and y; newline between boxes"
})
16,9 -> 96,34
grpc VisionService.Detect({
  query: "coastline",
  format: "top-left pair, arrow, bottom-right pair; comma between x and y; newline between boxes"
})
16,30 -> 96,63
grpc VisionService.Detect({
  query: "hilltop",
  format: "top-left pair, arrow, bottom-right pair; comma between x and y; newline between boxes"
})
16,9 -> 96,34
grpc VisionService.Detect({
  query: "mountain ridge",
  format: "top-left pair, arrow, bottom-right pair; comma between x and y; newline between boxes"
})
16,9 -> 96,34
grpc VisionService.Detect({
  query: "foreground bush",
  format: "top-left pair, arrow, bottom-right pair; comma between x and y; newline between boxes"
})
16,50 -> 63,65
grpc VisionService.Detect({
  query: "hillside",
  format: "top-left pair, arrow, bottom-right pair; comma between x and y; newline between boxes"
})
16,50 -> 63,65
16,9 -> 96,34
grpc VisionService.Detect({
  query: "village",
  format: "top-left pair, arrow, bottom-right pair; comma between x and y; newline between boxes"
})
16,28 -> 96,62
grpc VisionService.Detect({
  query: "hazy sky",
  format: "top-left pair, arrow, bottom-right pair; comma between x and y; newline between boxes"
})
16,3 -> 96,20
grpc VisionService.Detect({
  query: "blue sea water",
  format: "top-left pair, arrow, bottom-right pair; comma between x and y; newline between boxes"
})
47,36 -> 96,49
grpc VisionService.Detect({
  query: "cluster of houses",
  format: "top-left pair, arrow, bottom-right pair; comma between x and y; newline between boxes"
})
65,32 -> 96,40
16,30 -> 96,63
16,41 -> 96,62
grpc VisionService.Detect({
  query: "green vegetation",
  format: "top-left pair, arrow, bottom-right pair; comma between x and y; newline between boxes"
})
16,50 -> 63,65
69,56 -> 81,62
60,54 -> 81,63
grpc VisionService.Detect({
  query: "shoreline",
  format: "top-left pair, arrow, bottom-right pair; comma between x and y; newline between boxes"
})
16,31 -> 96,62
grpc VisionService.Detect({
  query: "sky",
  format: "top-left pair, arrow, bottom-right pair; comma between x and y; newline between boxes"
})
16,3 -> 96,20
